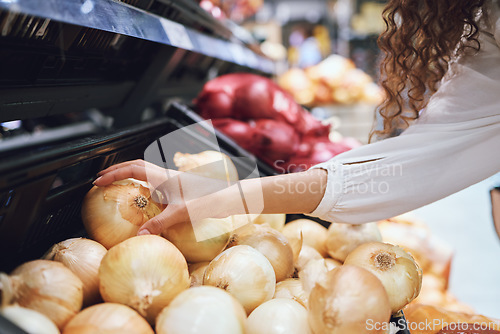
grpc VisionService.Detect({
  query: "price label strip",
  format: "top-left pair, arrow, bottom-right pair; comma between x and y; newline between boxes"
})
159,18 -> 194,51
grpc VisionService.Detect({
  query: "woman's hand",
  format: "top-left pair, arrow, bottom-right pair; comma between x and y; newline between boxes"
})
94,160 -> 191,235
93,159 -> 328,236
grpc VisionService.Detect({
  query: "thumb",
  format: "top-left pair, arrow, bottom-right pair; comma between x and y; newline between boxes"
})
137,206 -> 184,236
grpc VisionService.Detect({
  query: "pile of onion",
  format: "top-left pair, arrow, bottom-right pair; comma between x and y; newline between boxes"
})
344,242 -> 422,314
81,178 -> 164,249
98,235 -> 190,324
43,237 -> 107,306
0,260 -> 83,330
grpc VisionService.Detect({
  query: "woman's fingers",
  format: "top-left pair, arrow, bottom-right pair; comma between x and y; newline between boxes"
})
137,204 -> 188,235
97,159 -> 145,176
94,164 -> 150,186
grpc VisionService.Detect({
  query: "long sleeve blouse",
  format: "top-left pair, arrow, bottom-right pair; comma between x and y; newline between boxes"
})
308,1 -> 500,224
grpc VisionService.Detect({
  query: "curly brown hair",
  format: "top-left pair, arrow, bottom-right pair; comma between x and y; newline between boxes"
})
371,0 -> 487,140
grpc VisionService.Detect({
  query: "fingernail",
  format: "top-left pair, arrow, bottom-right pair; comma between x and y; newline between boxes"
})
138,229 -> 151,236
92,176 -> 102,185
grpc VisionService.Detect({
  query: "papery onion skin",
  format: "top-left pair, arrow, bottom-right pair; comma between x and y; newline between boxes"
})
344,242 -> 422,314
246,298 -> 311,334
273,278 -> 308,308
203,245 -> 276,314
295,245 -> 323,272
299,259 -> 330,295
282,219 -> 328,257
253,214 -> 286,231
81,179 -> 164,249
326,222 -> 382,262
162,218 -> 232,263
99,235 -> 190,325
1,260 -> 83,330
0,305 -> 60,334
226,224 -> 294,282
308,265 -> 391,334
43,238 -> 107,306
188,262 -> 210,287
62,303 -> 153,334
155,286 -> 247,334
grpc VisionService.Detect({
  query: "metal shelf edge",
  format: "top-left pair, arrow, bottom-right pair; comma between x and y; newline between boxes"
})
0,0 -> 275,74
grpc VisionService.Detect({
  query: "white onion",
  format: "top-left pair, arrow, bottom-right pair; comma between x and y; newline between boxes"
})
43,238 -> 107,306
324,258 -> 343,269
99,235 -> 190,324
203,245 -> 276,314
0,305 -> 60,334
273,278 -> 308,308
81,178 -> 164,249
162,218 -> 233,263
282,219 -> 328,257
188,262 -> 210,287
308,265 -> 391,334
173,150 -> 239,181
227,224 -> 294,282
0,260 -> 83,330
344,242 -> 422,314
247,298 -> 311,334
325,222 -> 382,261
62,303 -> 154,334
155,286 -> 247,334
295,245 -> 323,272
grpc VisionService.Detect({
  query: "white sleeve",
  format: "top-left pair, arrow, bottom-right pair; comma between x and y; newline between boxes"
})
307,24 -> 500,224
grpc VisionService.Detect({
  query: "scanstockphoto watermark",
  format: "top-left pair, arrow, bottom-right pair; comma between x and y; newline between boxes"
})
366,318 -> 499,332
273,160 -> 403,195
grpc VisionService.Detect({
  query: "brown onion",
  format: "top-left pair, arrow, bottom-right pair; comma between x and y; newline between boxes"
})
282,219 -> 328,257
81,179 -> 164,249
308,265 -> 391,334
227,224 -> 294,282
99,235 -> 190,325
325,222 -> 382,261
344,242 -> 422,314
63,303 -> 153,334
0,260 -> 83,330
43,238 -> 107,306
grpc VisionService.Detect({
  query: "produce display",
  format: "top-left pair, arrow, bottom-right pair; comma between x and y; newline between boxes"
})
277,55 -> 384,107
0,152 -> 497,333
194,73 -> 359,172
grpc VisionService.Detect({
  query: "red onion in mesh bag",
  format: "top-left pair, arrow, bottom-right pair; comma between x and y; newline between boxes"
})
253,119 -> 299,162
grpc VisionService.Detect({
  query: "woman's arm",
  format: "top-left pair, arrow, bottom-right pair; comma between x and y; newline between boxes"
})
94,162 -> 327,235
